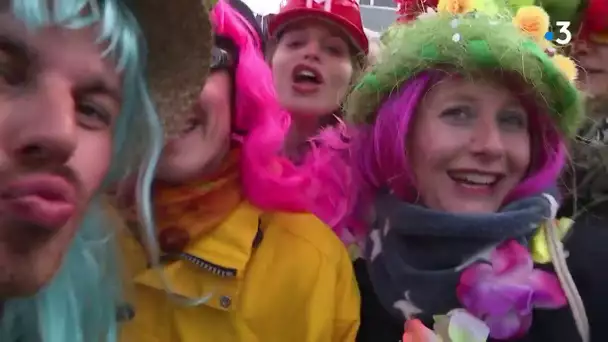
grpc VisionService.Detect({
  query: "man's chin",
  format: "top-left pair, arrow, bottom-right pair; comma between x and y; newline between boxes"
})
0,249 -> 67,299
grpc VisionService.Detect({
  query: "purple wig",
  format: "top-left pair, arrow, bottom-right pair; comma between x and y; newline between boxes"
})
311,72 -> 566,239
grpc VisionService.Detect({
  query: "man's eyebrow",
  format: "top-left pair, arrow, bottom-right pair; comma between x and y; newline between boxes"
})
74,77 -> 122,103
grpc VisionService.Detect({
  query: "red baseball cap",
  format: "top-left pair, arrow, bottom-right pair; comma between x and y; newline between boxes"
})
580,0 -> 608,43
267,0 -> 369,54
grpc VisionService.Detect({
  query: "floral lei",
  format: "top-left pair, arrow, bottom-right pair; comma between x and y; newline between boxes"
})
401,217 -> 573,341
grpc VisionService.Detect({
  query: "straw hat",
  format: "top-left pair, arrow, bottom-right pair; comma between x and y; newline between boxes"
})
129,0 -> 218,138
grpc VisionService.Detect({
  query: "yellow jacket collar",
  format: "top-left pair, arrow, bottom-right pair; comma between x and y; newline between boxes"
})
134,201 -> 262,311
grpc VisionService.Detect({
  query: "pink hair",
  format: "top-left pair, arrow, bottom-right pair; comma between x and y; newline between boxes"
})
311,72 -> 566,239
212,1 -> 316,212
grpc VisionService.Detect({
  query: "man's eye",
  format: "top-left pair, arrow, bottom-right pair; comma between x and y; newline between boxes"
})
0,52 -> 27,87
76,101 -> 113,130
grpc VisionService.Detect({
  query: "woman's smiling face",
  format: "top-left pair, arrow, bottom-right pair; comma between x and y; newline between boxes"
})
408,76 -> 531,213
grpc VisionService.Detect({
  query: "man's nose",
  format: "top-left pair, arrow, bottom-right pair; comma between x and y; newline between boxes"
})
9,73 -> 77,168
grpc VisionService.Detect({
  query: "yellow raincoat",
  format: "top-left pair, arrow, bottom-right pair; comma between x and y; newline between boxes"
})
119,201 -> 360,341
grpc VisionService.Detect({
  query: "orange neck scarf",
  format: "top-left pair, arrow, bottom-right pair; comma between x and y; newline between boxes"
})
153,149 -> 243,245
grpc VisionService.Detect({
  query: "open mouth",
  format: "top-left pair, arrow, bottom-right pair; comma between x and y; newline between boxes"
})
447,170 -> 504,189
180,109 -> 210,135
292,64 -> 324,86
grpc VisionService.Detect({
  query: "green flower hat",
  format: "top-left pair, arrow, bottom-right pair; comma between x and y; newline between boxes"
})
346,1 -> 584,138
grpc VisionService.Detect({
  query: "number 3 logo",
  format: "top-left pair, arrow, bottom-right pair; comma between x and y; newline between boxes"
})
555,21 -> 572,45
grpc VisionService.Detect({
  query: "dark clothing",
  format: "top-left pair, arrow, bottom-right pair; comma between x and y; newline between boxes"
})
355,209 -> 608,341
361,191 -> 556,322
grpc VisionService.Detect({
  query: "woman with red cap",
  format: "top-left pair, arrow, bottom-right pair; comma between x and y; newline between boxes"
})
266,0 -> 369,162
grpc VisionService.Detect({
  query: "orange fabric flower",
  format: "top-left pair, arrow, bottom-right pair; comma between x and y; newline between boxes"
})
513,6 -> 549,41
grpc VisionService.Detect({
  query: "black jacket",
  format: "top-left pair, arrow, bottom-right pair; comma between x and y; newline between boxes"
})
355,208 -> 608,341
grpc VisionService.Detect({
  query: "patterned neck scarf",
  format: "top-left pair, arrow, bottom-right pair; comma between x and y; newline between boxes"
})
152,149 -> 243,244
111,149 -> 242,250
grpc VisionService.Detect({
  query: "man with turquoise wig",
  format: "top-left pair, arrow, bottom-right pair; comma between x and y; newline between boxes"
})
0,0 -> 214,341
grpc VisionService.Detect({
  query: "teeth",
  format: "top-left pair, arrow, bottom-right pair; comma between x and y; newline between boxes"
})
298,70 -> 316,78
450,173 -> 497,185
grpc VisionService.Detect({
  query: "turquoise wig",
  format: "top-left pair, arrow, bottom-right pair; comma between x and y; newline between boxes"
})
0,0 -> 163,341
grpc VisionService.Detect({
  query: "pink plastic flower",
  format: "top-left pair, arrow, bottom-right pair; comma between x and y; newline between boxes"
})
402,319 -> 441,342
457,240 -> 567,339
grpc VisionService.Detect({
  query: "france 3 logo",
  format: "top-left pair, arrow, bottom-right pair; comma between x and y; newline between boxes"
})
544,21 -> 572,45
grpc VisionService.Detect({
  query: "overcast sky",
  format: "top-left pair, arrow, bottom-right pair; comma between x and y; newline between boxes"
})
242,0 -> 282,15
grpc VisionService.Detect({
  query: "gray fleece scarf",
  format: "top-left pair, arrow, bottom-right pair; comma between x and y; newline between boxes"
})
363,190 -> 557,320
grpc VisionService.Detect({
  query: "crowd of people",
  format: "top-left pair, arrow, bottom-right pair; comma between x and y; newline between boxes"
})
0,0 -> 606,341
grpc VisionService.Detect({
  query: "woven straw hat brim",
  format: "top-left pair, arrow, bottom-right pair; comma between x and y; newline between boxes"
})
130,0 -> 217,138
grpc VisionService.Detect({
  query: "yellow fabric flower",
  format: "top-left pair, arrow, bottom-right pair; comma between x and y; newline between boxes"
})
553,54 -> 578,82
437,0 -> 474,14
513,6 -> 550,41
531,218 -> 573,264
